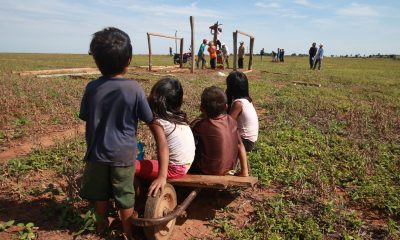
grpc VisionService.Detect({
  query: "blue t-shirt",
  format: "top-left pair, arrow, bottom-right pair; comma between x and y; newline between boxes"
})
198,43 -> 207,56
79,76 -> 153,166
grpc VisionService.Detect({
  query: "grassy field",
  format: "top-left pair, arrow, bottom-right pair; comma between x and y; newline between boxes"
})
0,53 -> 399,239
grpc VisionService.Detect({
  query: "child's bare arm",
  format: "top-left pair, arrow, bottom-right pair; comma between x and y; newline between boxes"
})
147,120 -> 169,197
229,101 -> 242,120
237,140 -> 249,177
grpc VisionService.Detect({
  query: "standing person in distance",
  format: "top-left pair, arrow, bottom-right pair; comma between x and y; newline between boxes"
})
221,43 -> 230,69
313,43 -> 324,70
196,39 -> 208,69
260,48 -> 265,61
280,49 -> 285,62
308,42 -> 317,69
207,41 -> 217,70
238,41 -> 245,69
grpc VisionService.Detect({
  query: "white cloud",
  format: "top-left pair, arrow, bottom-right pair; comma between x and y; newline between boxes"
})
255,2 -> 280,9
337,3 -> 379,17
294,0 -> 312,7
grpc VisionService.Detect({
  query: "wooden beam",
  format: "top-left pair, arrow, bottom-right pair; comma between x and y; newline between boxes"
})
147,32 -> 182,40
168,175 -> 258,189
233,31 -> 238,71
15,67 -> 98,76
179,38 -> 184,69
236,30 -> 254,38
190,16 -> 195,74
36,72 -> 100,78
242,69 -> 253,74
147,33 -> 152,71
248,37 -> 255,70
293,81 -> 322,87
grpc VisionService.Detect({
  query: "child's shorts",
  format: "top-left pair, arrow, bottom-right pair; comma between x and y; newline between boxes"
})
135,160 -> 189,180
79,161 -> 135,209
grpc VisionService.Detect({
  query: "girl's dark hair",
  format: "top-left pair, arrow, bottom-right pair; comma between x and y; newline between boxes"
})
148,78 -> 188,124
225,71 -> 252,111
89,27 -> 132,76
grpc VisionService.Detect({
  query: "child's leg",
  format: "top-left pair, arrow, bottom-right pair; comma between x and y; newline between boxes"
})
120,208 -> 134,239
95,200 -> 109,234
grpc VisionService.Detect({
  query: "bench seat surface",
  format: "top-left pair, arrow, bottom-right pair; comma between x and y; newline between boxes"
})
167,174 -> 258,189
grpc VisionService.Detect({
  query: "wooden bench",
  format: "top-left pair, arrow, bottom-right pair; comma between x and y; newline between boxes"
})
168,174 -> 258,190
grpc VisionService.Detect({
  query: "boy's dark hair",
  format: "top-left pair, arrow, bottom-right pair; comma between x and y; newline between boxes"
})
148,78 -> 188,124
89,27 -> 132,76
201,86 -> 227,119
226,71 -> 252,111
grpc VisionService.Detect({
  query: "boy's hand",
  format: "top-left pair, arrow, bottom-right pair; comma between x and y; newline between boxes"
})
148,176 -> 167,197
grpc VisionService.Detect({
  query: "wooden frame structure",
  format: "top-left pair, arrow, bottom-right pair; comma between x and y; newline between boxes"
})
147,32 -> 184,71
233,30 -> 255,71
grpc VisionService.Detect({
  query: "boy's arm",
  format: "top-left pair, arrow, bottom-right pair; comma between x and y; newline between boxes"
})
229,101 -> 243,120
147,120 -> 169,197
237,139 -> 249,177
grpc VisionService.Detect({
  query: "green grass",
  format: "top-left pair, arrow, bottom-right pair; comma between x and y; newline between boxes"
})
0,53 -> 399,239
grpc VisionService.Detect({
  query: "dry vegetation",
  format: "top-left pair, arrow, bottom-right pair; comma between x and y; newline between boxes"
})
0,53 -> 399,239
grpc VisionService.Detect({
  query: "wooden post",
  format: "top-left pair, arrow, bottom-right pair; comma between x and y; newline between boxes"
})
248,37 -> 254,70
190,16 -> 195,73
179,38 -> 184,68
233,31 -> 238,71
147,33 -> 152,71
213,25 -> 218,44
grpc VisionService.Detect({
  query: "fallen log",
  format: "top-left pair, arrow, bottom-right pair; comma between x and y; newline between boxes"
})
293,81 -> 321,87
36,72 -> 100,78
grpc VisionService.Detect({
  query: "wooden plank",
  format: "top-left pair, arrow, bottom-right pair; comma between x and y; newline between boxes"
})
36,72 -> 100,78
147,32 -> 182,40
242,69 -> 253,74
16,67 -> 98,76
147,33 -> 152,71
168,174 -> 258,189
233,31 -> 238,71
236,30 -> 254,38
179,38 -> 184,69
248,37 -> 255,70
190,16 -> 195,74
293,81 -> 321,87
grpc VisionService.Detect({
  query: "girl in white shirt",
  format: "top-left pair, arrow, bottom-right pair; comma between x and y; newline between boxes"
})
226,71 -> 259,152
136,78 -> 195,181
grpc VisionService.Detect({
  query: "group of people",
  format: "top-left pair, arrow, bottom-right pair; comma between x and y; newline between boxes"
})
308,42 -> 324,70
79,27 -> 259,240
272,48 -> 285,62
197,39 -> 247,70
197,38 -> 230,70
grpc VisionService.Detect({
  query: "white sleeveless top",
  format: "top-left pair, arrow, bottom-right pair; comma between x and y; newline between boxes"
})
157,118 -> 195,166
233,98 -> 259,142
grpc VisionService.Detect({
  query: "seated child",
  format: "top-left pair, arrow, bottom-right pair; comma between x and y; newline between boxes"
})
226,71 -> 259,152
136,78 -> 195,182
190,86 -> 249,176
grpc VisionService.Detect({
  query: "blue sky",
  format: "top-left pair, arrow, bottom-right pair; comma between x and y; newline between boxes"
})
0,0 -> 399,55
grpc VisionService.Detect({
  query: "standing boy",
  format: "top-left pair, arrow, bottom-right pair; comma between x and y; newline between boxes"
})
197,39 -> 208,69
238,41 -> 245,69
190,86 -> 249,176
221,43 -> 230,69
79,27 -> 167,240
207,41 -> 217,69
